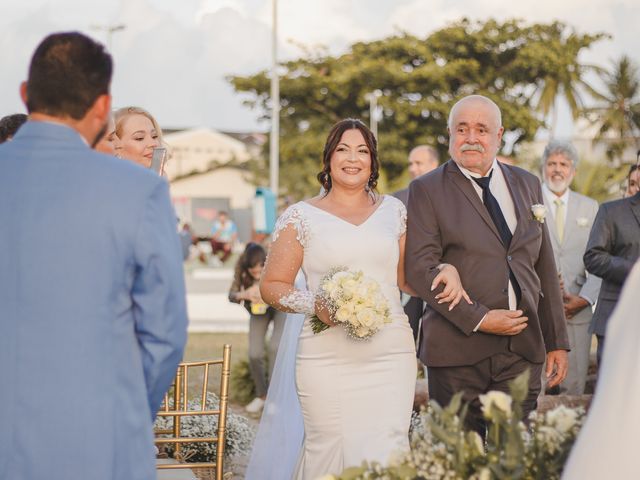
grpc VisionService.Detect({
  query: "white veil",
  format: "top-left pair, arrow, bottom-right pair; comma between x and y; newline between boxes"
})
245,273 -> 306,480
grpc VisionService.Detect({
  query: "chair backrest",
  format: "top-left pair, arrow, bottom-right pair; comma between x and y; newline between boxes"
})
155,344 -> 232,480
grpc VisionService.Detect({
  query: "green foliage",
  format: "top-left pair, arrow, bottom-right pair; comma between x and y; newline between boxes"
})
585,55 -> 640,163
229,18 -> 606,199
330,370 -> 585,480
230,358 -> 256,405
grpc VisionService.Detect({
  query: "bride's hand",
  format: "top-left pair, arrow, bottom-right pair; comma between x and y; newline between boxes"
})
431,263 -> 472,311
314,297 -> 336,327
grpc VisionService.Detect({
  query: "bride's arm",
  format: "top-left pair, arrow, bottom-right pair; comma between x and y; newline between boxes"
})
398,233 -> 471,311
260,224 -> 333,324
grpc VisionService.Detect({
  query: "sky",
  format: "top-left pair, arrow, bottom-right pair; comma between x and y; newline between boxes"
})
0,0 -> 638,136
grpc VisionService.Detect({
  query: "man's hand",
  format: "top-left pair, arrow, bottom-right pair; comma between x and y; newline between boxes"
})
478,309 -> 528,335
545,349 -> 568,388
563,293 -> 589,319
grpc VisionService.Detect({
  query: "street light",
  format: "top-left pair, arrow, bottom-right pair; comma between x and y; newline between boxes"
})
90,23 -> 126,51
365,89 -> 383,139
269,0 -> 280,197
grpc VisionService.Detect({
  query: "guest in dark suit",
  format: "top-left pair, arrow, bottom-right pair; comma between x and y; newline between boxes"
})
584,185 -> 640,368
393,145 -> 440,343
406,95 -> 569,435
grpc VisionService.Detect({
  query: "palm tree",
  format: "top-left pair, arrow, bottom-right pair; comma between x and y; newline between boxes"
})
586,55 -> 640,163
534,22 -> 606,135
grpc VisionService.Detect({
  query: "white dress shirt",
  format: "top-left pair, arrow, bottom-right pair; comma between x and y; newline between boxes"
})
457,159 -> 519,329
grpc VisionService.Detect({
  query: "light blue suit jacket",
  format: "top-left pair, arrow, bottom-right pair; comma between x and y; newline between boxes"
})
0,122 -> 188,480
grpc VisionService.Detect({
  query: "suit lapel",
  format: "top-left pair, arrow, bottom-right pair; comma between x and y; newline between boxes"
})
446,160 -> 503,244
629,192 -> 640,228
563,190 -> 580,245
500,163 -> 528,250
543,194 -> 560,247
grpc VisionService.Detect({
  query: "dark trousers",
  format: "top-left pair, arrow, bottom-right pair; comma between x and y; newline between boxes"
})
404,295 -> 424,346
211,239 -> 232,262
596,334 -> 605,370
428,352 -> 543,437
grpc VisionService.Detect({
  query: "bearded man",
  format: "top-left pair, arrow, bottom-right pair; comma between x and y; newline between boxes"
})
541,140 -> 600,395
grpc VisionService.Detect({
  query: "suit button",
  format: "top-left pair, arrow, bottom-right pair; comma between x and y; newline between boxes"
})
507,255 -> 512,261
502,288 -> 508,294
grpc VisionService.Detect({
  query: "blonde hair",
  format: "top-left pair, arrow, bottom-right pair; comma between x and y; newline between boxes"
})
114,106 -> 164,145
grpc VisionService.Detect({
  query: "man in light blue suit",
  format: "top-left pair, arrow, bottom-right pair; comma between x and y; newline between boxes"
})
541,140 -> 600,395
0,32 -> 188,480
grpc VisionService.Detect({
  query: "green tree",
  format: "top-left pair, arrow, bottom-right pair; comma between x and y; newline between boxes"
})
586,55 -> 640,163
229,19 -> 606,198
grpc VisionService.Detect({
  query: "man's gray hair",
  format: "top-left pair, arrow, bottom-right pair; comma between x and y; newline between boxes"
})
447,95 -> 502,129
541,140 -> 579,169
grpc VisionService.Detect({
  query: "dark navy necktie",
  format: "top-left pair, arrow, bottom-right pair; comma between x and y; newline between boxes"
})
472,170 -> 521,303
472,170 -> 512,247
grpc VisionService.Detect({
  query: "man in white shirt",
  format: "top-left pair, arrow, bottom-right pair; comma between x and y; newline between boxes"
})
541,140 -> 600,395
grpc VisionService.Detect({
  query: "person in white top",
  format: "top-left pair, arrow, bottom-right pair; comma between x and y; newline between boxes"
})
540,140 -> 601,395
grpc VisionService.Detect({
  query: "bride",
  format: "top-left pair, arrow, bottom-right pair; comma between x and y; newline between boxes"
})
250,118 -> 469,479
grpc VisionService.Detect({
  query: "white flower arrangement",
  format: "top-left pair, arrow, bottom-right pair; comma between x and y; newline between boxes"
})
331,371 -> 586,480
531,204 -> 547,223
311,267 -> 391,339
154,392 -> 254,463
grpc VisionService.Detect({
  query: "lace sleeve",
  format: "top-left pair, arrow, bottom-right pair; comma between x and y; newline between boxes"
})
272,204 -> 310,248
396,198 -> 407,237
278,290 -> 315,315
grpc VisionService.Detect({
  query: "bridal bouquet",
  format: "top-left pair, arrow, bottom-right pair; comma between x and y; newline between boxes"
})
311,267 -> 391,339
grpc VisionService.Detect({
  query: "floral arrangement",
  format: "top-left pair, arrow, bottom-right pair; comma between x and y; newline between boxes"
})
327,370 -> 585,480
154,392 -> 255,463
311,267 -> 391,339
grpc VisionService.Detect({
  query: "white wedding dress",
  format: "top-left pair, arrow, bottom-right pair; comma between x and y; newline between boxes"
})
262,195 -> 417,479
562,260 -> 640,479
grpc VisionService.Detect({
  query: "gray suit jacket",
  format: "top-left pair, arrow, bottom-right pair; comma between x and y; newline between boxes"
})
543,189 -> 601,325
406,160 -> 569,367
0,122 -> 188,480
584,192 -> 640,335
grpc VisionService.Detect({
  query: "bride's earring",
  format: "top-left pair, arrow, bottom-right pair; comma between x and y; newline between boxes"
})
323,172 -> 331,191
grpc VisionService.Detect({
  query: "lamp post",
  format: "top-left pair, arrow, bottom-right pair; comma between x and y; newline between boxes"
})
366,89 -> 383,139
90,24 -> 126,51
269,0 -> 280,197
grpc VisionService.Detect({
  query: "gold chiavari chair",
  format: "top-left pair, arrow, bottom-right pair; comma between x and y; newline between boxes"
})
155,344 -> 232,480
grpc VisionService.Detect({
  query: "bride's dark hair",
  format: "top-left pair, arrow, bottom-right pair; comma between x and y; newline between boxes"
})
317,118 -> 379,194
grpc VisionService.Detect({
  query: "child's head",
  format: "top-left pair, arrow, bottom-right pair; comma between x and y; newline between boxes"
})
241,243 -> 267,280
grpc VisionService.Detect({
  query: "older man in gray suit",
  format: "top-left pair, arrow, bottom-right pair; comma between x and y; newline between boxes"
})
541,140 -> 600,395
406,95 -> 569,435
0,33 -> 187,480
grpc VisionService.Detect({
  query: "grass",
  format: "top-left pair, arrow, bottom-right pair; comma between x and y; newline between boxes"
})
181,332 -> 249,408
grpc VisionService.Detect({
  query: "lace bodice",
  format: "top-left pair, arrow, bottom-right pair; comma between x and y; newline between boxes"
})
273,195 -> 407,317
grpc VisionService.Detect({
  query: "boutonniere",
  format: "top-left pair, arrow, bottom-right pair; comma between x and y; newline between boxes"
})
531,204 -> 547,223
576,217 -> 589,227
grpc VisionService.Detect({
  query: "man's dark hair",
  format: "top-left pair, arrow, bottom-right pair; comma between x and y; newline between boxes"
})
0,114 -> 28,143
26,32 -> 112,120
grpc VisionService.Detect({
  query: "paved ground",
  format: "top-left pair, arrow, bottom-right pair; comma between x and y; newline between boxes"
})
185,267 -> 250,333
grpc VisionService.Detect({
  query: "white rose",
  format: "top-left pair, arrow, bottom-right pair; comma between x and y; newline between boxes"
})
479,390 -> 512,419
576,217 -> 589,227
335,305 -> 351,323
531,203 -> 547,223
356,308 -> 377,327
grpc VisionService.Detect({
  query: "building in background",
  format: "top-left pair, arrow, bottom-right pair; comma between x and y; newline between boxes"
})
163,127 -> 267,242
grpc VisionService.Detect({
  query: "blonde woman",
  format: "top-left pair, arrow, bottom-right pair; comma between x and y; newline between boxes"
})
114,106 -> 162,167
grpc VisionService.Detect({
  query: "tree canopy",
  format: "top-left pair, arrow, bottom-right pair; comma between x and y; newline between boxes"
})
229,18 -> 606,198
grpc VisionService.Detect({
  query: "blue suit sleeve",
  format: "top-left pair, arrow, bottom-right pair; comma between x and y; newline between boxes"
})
132,180 -> 188,419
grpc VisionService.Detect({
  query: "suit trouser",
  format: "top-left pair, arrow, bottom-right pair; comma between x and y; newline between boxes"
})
248,310 -> 286,397
560,318 -> 591,395
428,352 -> 542,437
403,296 -> 424,346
